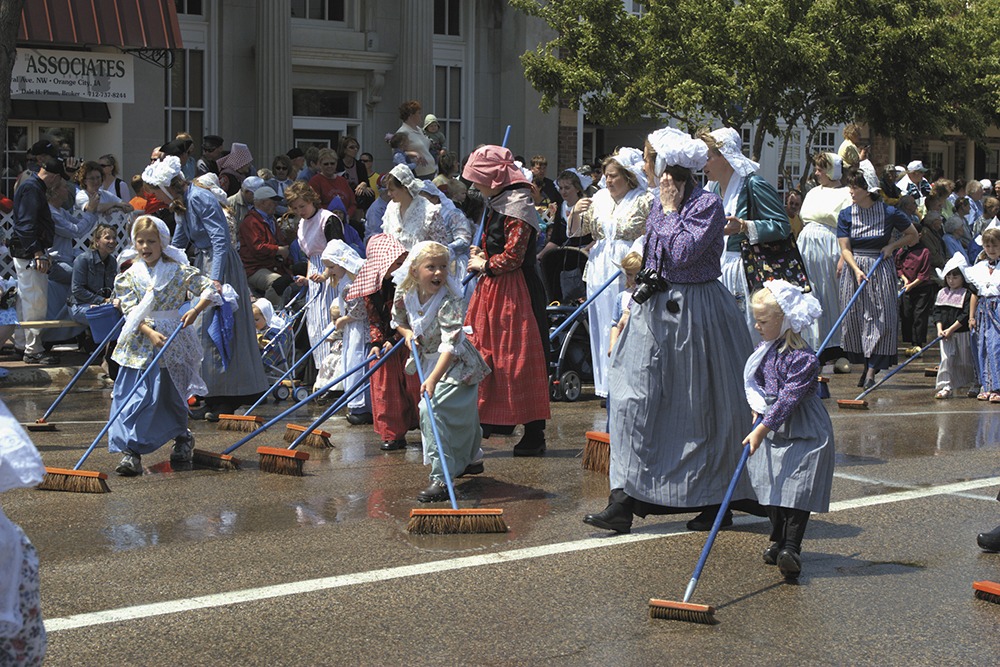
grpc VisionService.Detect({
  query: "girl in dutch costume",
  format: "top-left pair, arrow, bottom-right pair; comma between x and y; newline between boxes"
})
743,281 -> 835,581
109,216 -> 219,475
391,241 -> 491,501
967,225 -> 1000,403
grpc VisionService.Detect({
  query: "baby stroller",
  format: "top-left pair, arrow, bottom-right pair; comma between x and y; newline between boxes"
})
547,303 -> 593,402
540,246 -> 589,305
261,292 -> 312,403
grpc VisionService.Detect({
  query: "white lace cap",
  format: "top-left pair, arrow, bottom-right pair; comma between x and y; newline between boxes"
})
142,155 -> 183,188
647,127 -> 708,175
565,168 -> 593,192
823,153 -> 843,181
609,147 -> 648,192
709,127 -> 759,178
763,279 -> 822,334
389,163 -> 424,197
858,160 -> 880,193
321,238 -> 364,275
975,216 -> 1000,246
132,215 -> 189,266
937,251 -> 969,281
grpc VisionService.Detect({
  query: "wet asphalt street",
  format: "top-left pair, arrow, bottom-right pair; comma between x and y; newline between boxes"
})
3,349 -> 1000,666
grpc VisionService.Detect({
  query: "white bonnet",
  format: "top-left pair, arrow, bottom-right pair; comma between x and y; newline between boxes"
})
761,279 -> 822,334
858,160 -> 880,193
321,238 -> 364,275
193,173 -> 228,204
708,127 -> 759,178
937,251 -> 969,282
609,147 -> 648,192
389,164 -> 424,198
131,215 -> 189,266
647,127 -> 708,175
564,167 -> 593,192
823,153 -> 843,182
142,155 -> 183,188
975,216 -> 1000,246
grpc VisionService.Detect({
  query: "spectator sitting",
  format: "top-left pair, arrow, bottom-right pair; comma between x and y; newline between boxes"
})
239,185 -> 305,308
227,176 -> 264,237
217,142 -> 254,196
69,223 -> 121,377
309,148 -> 358,221
295,146 -> 319,182
286,147 -> 305,180
196,134 -> 224,177
74,161 -> 131,216
364,173 -> 391,242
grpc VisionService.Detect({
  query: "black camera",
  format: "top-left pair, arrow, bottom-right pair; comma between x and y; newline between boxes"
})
631,268 -> 670,305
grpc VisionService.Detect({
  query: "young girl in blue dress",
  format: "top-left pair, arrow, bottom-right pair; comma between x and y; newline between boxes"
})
744,280 -> 836,581
109,216 -> 219,476
967,226 -> 1000,403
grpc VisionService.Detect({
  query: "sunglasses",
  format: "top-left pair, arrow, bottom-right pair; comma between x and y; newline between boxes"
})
99,163 -> 112,167
321,161 -> 337,166
360,158 -> 372,163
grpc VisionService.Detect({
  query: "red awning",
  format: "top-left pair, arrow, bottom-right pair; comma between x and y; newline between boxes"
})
19,0 -> 183,50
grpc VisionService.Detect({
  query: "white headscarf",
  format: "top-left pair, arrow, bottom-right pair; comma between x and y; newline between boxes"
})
647,126 -> 709,175
610,147 -> 649,193
321,238 -> 364,276
389,164 -> 424,198
253,298 -> 286,331
390,241 -> 462,339
565,168 -> 593,192
193,173 -> 228,204
142,155 -> 183,189
120,216 -> 194,340
709,127 -> 759,178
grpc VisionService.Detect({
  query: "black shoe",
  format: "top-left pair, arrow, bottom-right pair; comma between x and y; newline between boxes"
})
380,439 -> 407,451
459,461 -> 484,477
857,373 -> 867,388
763,542 -> 781,565
205,411 -> 220,423
346,412 -> 373,425
513,430 -> 546,457
977,526 -> 1000,552
583,503 -> 633,534
23,352 -> 60,365
864,377 -> 876,389
417,481 -> 449,503
777,548 -> 801,580
686,508 -> 733,532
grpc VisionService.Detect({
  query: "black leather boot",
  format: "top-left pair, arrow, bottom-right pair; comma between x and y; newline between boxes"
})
513,420 -> 546,457
583,489 -> 634,534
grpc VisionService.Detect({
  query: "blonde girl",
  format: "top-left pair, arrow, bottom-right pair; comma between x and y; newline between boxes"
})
609,250 -> 643,354
967,226 -> 1000,402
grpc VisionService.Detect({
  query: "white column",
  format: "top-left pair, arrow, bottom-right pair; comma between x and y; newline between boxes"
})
397,3 -> 434,105
256,0 -> 293,163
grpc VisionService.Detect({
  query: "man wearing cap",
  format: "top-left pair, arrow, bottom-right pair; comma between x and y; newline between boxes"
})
14,140 -> 59,192
896,160 -> 932,203
286,147 -> 305,180
197,135 -> 224,177
239,186 -> 302,308
10,159 -> 67,364
226,176 -> 264,234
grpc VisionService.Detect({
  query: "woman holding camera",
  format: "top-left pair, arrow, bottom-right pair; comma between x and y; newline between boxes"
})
583,127 -> 760,534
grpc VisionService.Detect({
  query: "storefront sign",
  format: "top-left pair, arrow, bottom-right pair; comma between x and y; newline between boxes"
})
11,49 -> 134,103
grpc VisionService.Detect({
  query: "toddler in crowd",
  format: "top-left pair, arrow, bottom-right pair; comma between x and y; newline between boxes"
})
423,114 -> 447,157
608,251 -> 642,355
744,281 -> 835,581
933,253 -> 975,399
252,297 -> 290,372
389,132 -> 419,172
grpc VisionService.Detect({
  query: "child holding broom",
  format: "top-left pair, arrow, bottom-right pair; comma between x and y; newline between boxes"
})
744,280 -> 835,581
392,241 -> 491,502
608,251 -> 642,354
109,216 -> 219,476
932,253 -> 975,399
966,225 -> 1000,403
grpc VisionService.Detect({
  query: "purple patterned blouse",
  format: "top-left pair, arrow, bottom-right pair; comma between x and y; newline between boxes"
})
643,184 -> 726,284
753,342 -> 820,432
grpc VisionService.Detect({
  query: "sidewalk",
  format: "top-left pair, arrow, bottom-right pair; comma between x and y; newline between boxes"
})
0,348 -> 108,389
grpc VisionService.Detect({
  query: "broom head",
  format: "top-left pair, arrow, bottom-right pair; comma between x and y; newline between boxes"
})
837,399 -> 869,410
817,376 -> 830,399
26,419 -> 57,432
583,431 -> 610,474
407,508 -> 508,534
37,467 -> 110,493
258,446 -> 309,476
924,367 -> 938,377
283,423 -> 333,449
191,448 -> 241,471
217,414 -> 263,432
648,598 -> 716,624
974,580 -> 1000,605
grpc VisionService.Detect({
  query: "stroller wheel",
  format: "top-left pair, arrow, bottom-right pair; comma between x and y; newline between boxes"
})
294,386 -> 311,402
560,370 -> 582,402
273,384 -> 291,401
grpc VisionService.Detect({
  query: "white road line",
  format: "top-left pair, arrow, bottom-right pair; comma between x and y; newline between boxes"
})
833,472 -> 999,502
828,409 -> 995,418
44,475 -> 1000,633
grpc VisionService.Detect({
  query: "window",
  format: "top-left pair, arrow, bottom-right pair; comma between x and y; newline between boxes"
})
778,128 -> 804,196
812,130 -> 837,155
624,1 -> 647,16
434,65 -> 462,153
291,0 -> 346,21
434,0 -> 461,36
164,49 -> 205,147
292,89 -> 353,118
174,0 -> 203,15
740,126 -> 753,157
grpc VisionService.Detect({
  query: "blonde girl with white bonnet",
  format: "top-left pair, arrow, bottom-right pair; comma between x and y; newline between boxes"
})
744,280 -> 835,580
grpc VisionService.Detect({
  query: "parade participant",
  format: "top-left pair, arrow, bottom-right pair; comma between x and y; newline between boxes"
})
896,231 -> 934,356
345,234 -> 420,450
583,127 -> 761,534
392,241 -> 491,501
837,170 -> 919,388
932,253 -> 975,399
0,399 -> 47,666
700,127 -> 791,334
967,226 -> 1000,403
108,216 -> 217,475
419,179 -> 472,277
567,148 -> 652,403
462,145 -> 551,456
147,156 -> 269,421
381,164 -> 450,249
743,281 -> 834,580
608,251 -> 642,354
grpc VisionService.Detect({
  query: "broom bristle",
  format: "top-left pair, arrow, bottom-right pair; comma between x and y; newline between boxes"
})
257,446 -> 308,476
648,599 -> 716,624
36,468 -> 110,493
26,420 -> 57,432
407,508 -> 508,534
191,448 -> 241,470
974,581 -> 1000,605
283,423 -> 332,448
836,400 -> 869,410
924,367 -> 938,377
217,414 -> 263,432
582,431 -> 610,474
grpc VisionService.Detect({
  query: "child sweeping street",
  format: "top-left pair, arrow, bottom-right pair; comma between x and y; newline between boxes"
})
967,226 -> 1000,403
392,241 -> 491,502
744,281 -> 835,581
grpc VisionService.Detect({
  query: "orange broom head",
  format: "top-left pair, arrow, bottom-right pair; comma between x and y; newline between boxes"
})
407,508 -> 508,534
924,367 -> 938,377
583,431 -> 610,474
817,376 -> 830,384
257,445 -> 309,476
283,423 -> 333,448
836,399 -> 869,410
217,414 -> 264,432
26,419 -> 57,432
648,598 -> 716,624
974,581 -> 1000,605
37,467 -> 110,493
191,448 -> 241,471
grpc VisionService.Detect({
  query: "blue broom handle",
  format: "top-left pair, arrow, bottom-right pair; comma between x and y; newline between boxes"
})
816,253 -> 885,355
549,269 -> 623,342
464,125 -> 513,288
72,320 -> 186,470
259,288 -> 319,357
222,351 -> 379,455
245,316 -> 337,415
683,416 -> 763,603
411,344 -> 459,509
286,339 -> 406,451
39,316 -> 124,423
854,333 -> 944,401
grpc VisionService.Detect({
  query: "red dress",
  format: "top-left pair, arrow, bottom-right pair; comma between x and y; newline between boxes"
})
465,215 -> 551,425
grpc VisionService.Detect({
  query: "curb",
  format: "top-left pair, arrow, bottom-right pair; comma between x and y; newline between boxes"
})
0,359 -> 108,390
